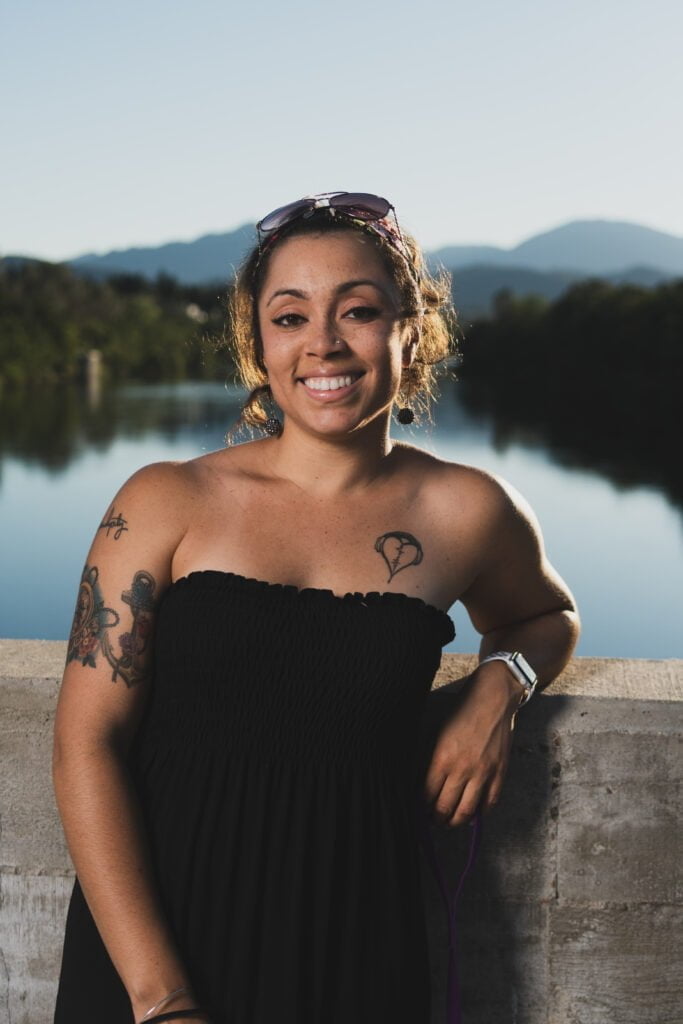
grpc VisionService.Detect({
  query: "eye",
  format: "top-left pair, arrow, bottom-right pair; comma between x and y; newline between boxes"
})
343,305 -> 381,321
271,312 -> 306,327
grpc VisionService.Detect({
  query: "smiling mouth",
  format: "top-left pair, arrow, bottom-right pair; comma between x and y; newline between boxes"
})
299,373 -> 364,392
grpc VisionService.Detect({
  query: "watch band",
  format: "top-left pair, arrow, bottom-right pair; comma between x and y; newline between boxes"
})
478,650 -> 538,707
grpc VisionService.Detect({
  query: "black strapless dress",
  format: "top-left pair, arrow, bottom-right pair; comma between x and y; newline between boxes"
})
54,571 -> 456,1023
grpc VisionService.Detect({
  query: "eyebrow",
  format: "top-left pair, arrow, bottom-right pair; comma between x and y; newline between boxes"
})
265,279 -> 390,307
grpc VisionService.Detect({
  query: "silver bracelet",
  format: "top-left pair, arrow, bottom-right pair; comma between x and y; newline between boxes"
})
141,986 -> 190,1021
478,650 -> 538,707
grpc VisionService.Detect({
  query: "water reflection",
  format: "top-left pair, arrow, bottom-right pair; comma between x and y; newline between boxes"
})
0,380 -> 245,475
2,376 -> 679,528
1,380 -> 681,655
458,381 -> 683,516
4,378 -> 680,522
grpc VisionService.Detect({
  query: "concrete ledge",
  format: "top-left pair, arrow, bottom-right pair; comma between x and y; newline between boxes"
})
3,638 -> 683,699
0,639 -> 67,681
1,640 -> 681,1024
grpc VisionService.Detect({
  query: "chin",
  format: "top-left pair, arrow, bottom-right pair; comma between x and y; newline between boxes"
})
294,407 -> 389,438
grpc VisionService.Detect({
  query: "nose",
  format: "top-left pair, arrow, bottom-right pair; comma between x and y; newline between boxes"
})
305,318 -> 348,357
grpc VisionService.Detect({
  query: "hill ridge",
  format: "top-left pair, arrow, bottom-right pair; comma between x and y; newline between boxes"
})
55,217 -> 683,283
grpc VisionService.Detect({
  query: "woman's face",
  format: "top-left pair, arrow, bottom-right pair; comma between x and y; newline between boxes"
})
257,231 -> 416,438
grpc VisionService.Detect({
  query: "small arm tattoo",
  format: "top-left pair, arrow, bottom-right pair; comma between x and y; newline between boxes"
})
103,569 -> 156,686
99,504 -> 128,540
66,564 -> 157,687
67,564 -> 120,669
375,531 -> 424,582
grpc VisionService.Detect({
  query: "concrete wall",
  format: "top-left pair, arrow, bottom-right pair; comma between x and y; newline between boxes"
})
1,639 -> 681,1024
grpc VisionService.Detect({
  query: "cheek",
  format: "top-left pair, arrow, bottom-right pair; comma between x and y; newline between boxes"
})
375,335 -> 405,376
259,327 -> 287,370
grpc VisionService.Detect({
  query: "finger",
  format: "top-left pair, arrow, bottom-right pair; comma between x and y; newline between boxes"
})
432,774 -> 467,823
481,770 -> 507,812
422,761 -> 449,808
448,776 -> 488,827
424,776 -> 449,819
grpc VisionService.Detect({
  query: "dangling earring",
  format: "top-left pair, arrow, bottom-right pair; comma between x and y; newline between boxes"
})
261,383 -> 283,436
264,416 -> 282,436
396,372 -> 415,425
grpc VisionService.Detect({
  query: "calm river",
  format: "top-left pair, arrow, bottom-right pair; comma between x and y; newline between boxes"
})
1,379 -> 680,657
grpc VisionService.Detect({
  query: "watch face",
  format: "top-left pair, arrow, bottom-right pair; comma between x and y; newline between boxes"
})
512,652 -> 537,686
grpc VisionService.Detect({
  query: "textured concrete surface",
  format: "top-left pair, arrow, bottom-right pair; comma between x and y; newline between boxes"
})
1,640 -> 681,1024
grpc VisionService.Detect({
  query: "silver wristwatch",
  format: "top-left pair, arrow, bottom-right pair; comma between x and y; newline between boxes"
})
478,650 -> 538,707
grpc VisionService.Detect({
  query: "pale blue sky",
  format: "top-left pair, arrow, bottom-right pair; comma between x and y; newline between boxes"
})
2,0 -> 681,261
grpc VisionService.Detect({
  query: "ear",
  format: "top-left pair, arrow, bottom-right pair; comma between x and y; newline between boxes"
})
401,325 -> 419,368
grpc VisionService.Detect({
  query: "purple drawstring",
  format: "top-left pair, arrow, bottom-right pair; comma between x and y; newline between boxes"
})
417,801 -> 482,1024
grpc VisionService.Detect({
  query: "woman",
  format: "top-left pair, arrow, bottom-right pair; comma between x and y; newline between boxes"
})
52,191 -> 580,1024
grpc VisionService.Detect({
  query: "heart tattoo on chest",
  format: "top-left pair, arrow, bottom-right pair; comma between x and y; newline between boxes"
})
374,531 -> 424,582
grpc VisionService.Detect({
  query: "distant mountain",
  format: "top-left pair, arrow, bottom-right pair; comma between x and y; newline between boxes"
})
431,220 -> 683,276
4,218 -> 681,320
69,224 -> 256,284
449,263 -> 673,321
514,220 -> 683,274
0,254 -> 44,271
47,218 -> 683,284
429,245 -> 505,268
452,265 -> 578,321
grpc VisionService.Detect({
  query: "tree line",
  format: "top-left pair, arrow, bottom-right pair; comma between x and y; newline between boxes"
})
1,259 -> 681,502
0,260 -> 230,389
456,279 -> 683,504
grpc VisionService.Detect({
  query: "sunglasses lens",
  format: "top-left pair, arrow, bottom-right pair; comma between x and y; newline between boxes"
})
258,199 -> 312,233
330,193 -> 391,220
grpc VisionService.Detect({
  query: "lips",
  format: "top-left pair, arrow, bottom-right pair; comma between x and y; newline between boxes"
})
297,371 -> 364,400
301,374 -> 361,391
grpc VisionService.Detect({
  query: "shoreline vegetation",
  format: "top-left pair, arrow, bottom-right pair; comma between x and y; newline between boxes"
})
0,261 -> 228,388
457,281 -> 683,510
1,261 -> 682,509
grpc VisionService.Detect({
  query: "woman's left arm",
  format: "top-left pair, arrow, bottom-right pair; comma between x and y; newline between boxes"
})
423,472 -> 580,827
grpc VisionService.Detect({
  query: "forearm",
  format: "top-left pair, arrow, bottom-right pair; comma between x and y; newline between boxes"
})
427,607 -> 580,825
53,744 -> 194,1019
478,606 -> 580,694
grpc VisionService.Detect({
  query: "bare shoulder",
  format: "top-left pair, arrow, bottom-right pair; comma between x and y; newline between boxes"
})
111,446 -> 249,520
420,459 -> 577,630
112,459 -> 193,508
393,442 -> 536,536
109,441 -> 275,559
123,454 -> 212,493
182,438 -> 272,484
441,461 -> 540,532
87,459 -> 206,586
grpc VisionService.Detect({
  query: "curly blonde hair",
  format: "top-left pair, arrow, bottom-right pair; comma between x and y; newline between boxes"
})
226,209 -> 458,432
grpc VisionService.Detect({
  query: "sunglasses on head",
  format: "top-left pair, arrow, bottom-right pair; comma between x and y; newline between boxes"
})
255,191 -> 419,281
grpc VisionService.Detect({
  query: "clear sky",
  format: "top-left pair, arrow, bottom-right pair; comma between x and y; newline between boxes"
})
2,0 -> 681,261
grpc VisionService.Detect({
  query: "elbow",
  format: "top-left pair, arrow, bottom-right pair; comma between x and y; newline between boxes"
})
570,606 -> 581,641
563,603 -> 581,652
51,723 -> 124,808
542,590 -> 581,652
547,606 -> 581,673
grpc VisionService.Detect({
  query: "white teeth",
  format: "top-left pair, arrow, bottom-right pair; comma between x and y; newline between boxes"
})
302,375 -> 357,391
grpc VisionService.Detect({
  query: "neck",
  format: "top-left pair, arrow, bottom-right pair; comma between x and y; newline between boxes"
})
264,414 -> 396,498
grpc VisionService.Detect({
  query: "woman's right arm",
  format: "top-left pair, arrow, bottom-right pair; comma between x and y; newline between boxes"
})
52,462 -> 203,1023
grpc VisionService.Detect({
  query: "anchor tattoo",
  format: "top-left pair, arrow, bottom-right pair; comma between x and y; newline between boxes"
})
66,564 -> 157,687
374,531 -> 424,582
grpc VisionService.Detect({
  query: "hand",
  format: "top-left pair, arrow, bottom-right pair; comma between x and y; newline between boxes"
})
423,663 -> 521,827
